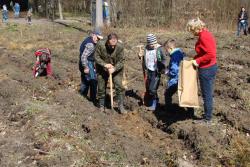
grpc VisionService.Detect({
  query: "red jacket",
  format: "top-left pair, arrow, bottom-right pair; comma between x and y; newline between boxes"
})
194,29 -> 217,68
33,61 -> 52,77
33,48 -> 53,77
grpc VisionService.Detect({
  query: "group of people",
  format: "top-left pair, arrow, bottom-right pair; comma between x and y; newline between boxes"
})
1,3 -> 32,24
78,18 -> 218,124
79,30 -> 128,114
1,3 -> 20,22
31,6 -> 248,123
2,4 -> 8,23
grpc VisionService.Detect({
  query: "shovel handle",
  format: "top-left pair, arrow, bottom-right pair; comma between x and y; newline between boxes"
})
109,73 -> 114,110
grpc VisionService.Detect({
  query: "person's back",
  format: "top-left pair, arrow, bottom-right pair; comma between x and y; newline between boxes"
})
14,3 -> 20,18
14,3 -> 20,12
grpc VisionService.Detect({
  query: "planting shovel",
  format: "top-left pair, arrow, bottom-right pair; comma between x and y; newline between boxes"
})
136,45 -> 148,105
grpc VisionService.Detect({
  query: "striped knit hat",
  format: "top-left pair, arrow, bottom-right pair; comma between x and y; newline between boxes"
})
147,34 -> 157,45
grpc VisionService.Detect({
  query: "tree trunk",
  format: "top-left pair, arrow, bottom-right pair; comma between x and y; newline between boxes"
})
109,0 -> 117,26
96,0 -> 103,28
83,0 -> 86,11
58,0 -> 63,20
45,0 -> 48,18
33,0 -> 39,13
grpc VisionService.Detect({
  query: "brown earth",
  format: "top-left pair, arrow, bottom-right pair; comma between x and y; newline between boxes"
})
0,19 -> 249,167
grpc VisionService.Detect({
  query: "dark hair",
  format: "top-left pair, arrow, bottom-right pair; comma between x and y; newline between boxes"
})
107,33 -> 118,40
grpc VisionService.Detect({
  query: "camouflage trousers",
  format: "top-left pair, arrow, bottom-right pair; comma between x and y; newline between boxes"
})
97,69 -> 124,100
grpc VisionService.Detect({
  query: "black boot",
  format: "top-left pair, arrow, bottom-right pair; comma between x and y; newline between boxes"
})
187,108 -> 195,119
244,29 -> 248,35
118,95 -> 127,114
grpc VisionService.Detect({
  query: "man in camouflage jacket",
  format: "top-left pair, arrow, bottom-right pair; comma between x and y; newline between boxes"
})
95,33 -> 127,114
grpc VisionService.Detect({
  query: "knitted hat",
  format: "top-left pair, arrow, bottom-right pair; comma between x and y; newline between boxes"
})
147,34 -> 157,45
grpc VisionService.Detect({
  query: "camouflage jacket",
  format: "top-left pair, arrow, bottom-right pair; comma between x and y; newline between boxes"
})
94,41 -> 125,73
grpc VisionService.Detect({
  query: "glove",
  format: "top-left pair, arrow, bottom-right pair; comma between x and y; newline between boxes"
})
191,60 -> 199,67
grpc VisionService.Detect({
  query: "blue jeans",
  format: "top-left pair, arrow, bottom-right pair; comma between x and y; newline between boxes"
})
198,64 -> 218,121
237,21 -> 248,36
14,12 -> 20,18
2,10 -> 8,22
80,61 -> 97,101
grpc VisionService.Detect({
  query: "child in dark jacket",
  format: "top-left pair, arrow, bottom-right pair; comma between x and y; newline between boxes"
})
164,39 -> 184,108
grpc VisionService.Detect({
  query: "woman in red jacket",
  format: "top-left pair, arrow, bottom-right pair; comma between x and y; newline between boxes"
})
187,18 -> 218,123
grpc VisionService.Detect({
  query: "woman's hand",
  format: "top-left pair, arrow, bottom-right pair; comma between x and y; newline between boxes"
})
191,60 -> 199,67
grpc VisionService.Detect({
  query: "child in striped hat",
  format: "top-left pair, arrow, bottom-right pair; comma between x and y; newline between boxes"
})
139,34 -> 166,111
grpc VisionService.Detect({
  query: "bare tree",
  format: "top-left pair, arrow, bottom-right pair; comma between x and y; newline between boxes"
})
58,0 -> 63,20
28,0 -> 250,30
96,0 -> 103,28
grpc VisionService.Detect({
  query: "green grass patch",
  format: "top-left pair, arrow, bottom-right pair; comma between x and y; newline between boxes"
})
101,150 -> 126,164
25,101 -> 46,116
6,23 -> 19,32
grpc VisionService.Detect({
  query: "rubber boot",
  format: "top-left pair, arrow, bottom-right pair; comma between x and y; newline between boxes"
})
118,95 -> 127,114
148,99 -> 157,111
98,98 -> 105,112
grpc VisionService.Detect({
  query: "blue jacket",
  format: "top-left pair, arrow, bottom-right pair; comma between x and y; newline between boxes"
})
167,48 -> 185,88
14,3 -> 20,13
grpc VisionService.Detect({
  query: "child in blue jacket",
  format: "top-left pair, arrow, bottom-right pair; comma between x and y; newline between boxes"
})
164,39 -> 185,107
